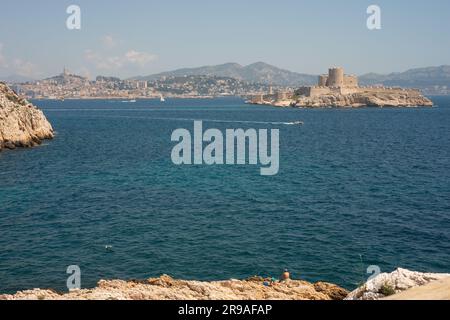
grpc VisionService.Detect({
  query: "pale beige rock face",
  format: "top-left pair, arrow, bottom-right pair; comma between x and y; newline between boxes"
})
293,92 -> 433,108
0,275 -> 349,301
384,277 -> 450,300
0,82 -> 53,151
346,268 -> 450,300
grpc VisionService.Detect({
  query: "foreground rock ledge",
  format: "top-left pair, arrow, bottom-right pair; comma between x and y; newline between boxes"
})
0,82 -> 53,151
0,275 -> 349,300
346,268 -> 450,300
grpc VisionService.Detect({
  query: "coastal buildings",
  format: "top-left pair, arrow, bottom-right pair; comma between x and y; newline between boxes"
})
15,72 -> 273,99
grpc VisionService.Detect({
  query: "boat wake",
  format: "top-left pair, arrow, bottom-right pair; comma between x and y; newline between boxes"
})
43,112 -> 304,126
283,121 -> 304,125
137,117 -> 304,126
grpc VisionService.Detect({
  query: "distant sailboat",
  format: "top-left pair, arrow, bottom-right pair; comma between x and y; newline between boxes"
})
160,94 -> 165,102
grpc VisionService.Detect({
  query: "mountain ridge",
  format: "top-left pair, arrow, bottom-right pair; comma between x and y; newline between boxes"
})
359,65 -> 450,87
131,62 -> 318,86
131,63 -> 450,90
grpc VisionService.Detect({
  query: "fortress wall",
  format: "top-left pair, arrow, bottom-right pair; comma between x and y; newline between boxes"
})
276,91 -> 289,100
251,94 -> 264,103
296,87 -> 312,96
340,87 -> 360,95
358,87 -> 409,93
344,75 -> 358,87
352,87 -> 423,96
309,87 -> 333,97
296,86 -> 334,97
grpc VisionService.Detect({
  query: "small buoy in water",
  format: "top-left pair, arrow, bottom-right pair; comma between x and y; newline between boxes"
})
281,269 -> 290,281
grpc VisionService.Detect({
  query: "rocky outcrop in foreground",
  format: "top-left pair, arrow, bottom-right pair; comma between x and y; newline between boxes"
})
2,269 -> 449,300
346,268 -> 450,300
0,82 -> 53,151
0,275 -> 348,300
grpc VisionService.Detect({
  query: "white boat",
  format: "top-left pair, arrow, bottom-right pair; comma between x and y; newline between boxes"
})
160,94 -> 165,102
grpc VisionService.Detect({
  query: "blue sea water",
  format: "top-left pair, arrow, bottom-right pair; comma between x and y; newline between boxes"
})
0,97 -> 449,293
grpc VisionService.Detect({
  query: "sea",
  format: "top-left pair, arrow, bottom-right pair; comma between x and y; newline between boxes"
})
0,97 -> 449,293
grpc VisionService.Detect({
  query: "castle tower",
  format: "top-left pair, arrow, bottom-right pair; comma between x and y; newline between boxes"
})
318,75 -> 328,87
327,67 -> 344,87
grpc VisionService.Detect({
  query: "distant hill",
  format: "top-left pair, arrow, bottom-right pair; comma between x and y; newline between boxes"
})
149,75 -> 270,96
359,66 -> 450,88
132,62 -> 317,86
134,63 -> 450,90
0,74 -> 35,84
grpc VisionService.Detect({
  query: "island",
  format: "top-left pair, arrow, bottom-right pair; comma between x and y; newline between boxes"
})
0,82 -> 54,151
249,67 -> 433,108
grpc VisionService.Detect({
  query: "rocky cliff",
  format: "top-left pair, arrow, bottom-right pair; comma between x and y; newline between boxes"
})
290,91 -> 433,108
0,82 -> 53,151
0,275 -> 348,300
1,269 -> 449,300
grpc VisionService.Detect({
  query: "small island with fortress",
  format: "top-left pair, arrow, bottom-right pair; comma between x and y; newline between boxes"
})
249,67 -> 433,108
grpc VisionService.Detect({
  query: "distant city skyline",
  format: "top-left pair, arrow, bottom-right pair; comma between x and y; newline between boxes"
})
1,0 -> 450,79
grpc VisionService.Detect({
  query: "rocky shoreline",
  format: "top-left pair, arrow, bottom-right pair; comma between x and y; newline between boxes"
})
0,275 -> 349,300
250,89 -> 433,108
0,82 -> 54,151
289,91 -> 433,108
1,269 -> 448,300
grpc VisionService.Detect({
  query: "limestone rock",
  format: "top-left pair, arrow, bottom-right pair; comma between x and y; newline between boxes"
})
345,268 -> 450,300
0,82 -> 53,151
291,91 -> 433,108
0,275 -> 348,300
384,277 -> 450,300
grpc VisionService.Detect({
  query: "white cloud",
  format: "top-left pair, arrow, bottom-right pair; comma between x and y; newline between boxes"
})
84,50 -> 122,70
84,49 -> 157,71
12,58 -> 39,77
124,50 -> 157,66
0,43 -> 39,77
125,50 -> 157,65
102,35 -> 117,48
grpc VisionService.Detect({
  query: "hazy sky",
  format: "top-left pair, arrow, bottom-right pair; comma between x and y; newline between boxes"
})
1,0 -> 450,79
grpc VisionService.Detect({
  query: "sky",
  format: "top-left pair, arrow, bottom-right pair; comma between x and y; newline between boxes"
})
1,0 -> 450,79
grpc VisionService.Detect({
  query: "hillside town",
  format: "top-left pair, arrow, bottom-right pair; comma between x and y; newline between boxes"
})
11,68 -> 281,100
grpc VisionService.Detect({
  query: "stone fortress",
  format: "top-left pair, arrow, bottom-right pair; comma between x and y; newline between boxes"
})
319,67 -> 358,88
249,66 -> 433,108
298,67 -> 387,97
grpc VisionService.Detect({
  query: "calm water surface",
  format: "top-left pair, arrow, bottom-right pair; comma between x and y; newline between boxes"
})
0,97 -> 449,293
